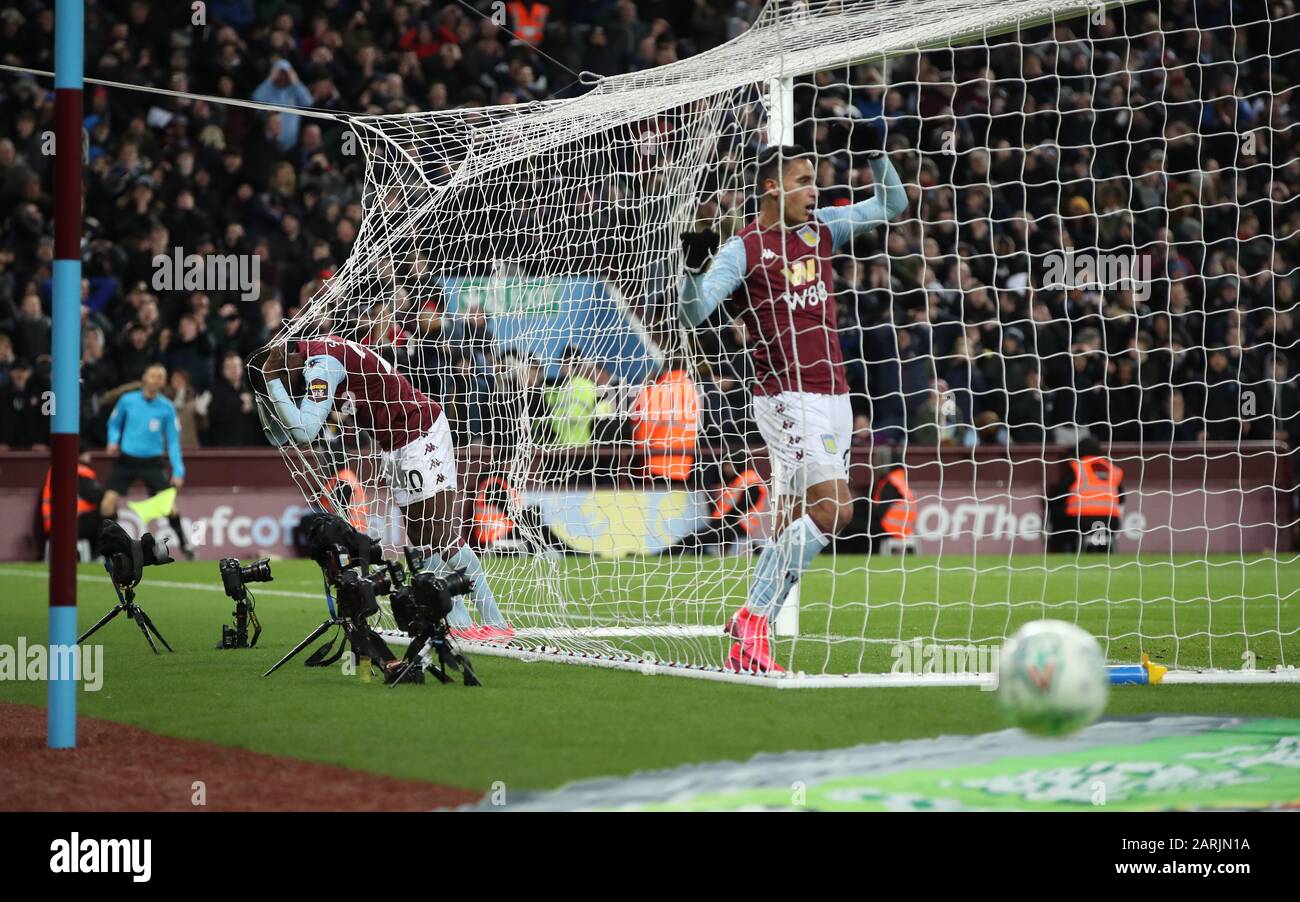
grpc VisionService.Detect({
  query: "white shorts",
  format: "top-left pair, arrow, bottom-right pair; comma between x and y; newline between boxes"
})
752,392 -> 853,497
383,414 -> 457,506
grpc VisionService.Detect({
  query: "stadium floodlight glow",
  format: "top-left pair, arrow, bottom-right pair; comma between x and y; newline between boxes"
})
255,0 -> 1299,687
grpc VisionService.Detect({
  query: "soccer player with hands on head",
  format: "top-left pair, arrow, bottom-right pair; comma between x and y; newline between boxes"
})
679,142 -> 907,673
254,335 -> 512,642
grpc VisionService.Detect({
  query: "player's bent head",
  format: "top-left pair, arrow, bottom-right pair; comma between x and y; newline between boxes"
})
254,342 -> 304,386
283,348 -> 307,394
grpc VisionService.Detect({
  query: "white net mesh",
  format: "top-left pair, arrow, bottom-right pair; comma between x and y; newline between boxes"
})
252,0 -> 1300,681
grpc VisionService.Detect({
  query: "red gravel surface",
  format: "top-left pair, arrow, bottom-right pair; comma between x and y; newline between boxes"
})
0,702 -> 481,811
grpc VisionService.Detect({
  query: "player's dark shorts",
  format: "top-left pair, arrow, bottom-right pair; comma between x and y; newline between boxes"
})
106,455 -> 171,495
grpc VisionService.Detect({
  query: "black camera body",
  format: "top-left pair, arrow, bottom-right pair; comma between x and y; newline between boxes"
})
268,514 -> 480,686
333,567 -> 390,623
301,513 -> 392,627
220,558 -> 270,601
217,558 -> 271,649
80,518 -> 176,655
391,569 -> 472,637
218,621 -> 253,650
98,519 -> 172,589
302,512 -> 382,582
388,565 -> 479,687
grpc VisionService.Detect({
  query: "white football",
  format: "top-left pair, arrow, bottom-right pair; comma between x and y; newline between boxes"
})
997,620 -> 1109,736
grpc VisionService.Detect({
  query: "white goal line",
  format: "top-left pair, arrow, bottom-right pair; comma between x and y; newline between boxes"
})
376,630 -> 1300,688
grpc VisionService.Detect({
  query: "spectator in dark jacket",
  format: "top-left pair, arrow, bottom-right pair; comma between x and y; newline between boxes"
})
205,351 -> 265,446
13,291 -> 51,361
80,326 -> 120,447
116,323 -> 159,384
163,314 -> 216,394
0,332 -> 14,391
0,358 -> 49,449
1264,356 -> 1299,448
1202,350 -> 1242,441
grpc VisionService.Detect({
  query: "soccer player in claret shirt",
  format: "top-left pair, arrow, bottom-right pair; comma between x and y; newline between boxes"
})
256,335 -> 512,642
678,144 -> 906,673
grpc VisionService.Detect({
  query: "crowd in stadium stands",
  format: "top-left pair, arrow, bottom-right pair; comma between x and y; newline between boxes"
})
0,0 -> 1295,456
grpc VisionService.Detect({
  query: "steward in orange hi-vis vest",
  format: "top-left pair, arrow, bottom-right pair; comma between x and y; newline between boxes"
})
668,458 -> 770,555
320,467 -> 369,531
473,476 -> 521,547
870,466 -> 916,539
712,467 -> 770,537
1065,456 -> 1124,518
631,369 -> 700,481
42,463 -> 100,533
38,461 -> 107,559
1047,438 -> 1125,553
507,2 -> 549,45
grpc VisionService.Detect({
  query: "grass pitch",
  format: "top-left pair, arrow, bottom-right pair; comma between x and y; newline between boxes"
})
1,554 -> 1297,793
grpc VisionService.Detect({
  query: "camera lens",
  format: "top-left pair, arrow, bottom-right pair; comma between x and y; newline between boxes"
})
240,559 -> 273,583
444,571 -> 473,598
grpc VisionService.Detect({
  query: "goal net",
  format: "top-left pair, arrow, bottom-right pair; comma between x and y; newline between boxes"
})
256,0 -> 1300,685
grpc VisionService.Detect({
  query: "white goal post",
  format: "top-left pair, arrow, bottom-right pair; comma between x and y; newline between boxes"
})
259,0 -> 1300,687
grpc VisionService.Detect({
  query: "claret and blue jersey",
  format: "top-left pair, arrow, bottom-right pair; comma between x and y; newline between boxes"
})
261,337 -> 439,452
679,154 -> 907,396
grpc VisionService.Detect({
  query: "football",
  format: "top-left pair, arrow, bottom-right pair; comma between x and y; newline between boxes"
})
997,620 -> 1109,736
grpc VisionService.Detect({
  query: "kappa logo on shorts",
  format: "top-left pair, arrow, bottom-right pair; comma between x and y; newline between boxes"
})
822,433 -> 838,454
425,442 -> 435,453
308,379 -> 329,402
436,473 -> 446,484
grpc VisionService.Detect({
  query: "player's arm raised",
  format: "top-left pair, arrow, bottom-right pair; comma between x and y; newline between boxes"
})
266,354 -> 346,444
677,231 -> 746,328
815,152 -> 907,250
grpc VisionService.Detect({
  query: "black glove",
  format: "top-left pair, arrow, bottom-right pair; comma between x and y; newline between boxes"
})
860,124 -> 886,159
681,230 -> 719,274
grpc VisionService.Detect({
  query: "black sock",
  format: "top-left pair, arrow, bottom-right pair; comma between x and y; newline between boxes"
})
168,514 -> 191,552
